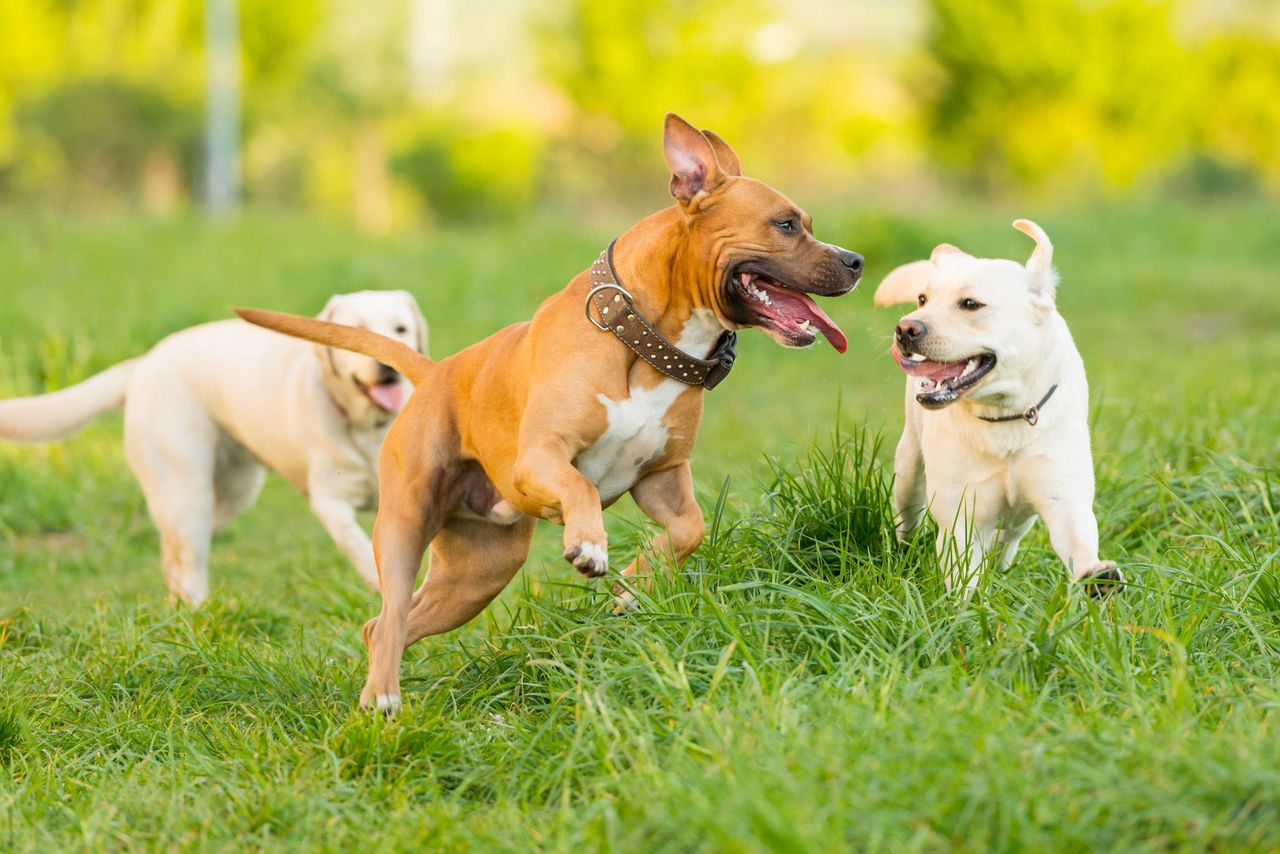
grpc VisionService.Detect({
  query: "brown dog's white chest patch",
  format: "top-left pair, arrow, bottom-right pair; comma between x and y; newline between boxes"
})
574,310 -> 720,502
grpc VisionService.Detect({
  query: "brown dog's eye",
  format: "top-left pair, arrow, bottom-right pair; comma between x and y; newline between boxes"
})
917,294 -> 927,307
958,298 -> 984,311
774,219 -> 797,233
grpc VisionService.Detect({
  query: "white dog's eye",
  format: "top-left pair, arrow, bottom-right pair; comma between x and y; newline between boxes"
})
917,294 -> 927,307
394,325 -> 408,334
959,298 -> 984,311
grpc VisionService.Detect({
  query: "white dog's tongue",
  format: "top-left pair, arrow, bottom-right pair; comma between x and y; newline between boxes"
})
367,382 -> 406,413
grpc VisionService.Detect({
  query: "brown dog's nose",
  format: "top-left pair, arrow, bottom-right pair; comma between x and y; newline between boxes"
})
895,319 -> 927,348
838,249 -> 864,277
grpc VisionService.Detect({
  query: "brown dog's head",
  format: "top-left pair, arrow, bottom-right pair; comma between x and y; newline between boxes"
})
662,113 -> 862,352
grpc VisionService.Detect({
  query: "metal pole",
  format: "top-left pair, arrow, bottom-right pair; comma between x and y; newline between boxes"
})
204,0 -> 241,213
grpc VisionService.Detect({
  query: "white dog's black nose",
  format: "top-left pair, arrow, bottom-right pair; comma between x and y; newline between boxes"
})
376,363 -> 400,385
896,318 -> 927,348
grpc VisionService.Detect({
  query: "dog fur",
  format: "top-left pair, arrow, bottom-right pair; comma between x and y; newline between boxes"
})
875,220 -> 1121,598
0,290 -> 428,604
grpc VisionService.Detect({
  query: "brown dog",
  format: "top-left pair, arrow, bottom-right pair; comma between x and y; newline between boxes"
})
238,114 -> 862,712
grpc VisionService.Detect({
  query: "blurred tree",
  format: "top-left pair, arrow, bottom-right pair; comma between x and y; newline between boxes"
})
922,0 -> 1197,193
1197,32 -> 1280,192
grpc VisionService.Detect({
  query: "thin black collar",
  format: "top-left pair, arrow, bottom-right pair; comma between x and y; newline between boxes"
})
977,384 -> 1058,426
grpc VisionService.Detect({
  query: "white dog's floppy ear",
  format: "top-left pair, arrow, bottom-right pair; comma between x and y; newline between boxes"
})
313,294 -> 343,366
398,290 -> 429,356
874,260 -> 933,307
930,243 -> 966,262
315,294 -> 340,323
1013,219 -> 1059,299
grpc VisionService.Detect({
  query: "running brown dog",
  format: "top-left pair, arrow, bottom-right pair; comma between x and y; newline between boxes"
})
238,114 -> 863,712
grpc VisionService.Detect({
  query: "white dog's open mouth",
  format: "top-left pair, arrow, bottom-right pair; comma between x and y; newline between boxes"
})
892,345 -> 997,409
355,378 -> 407,413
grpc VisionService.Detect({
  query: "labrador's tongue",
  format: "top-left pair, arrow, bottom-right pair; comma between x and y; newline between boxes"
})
367,381 -> 406,413
759,281 -> 849,353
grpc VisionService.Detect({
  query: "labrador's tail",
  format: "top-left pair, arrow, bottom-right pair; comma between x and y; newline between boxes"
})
235,307 -> 435,385
0,359 -> 139,441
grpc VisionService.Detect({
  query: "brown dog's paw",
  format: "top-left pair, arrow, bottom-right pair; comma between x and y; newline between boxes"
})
1081,562 -> 1125,599
565,541 -> 608,578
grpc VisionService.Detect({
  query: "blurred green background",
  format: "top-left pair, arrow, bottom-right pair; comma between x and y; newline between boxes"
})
1,0 -> 1277,226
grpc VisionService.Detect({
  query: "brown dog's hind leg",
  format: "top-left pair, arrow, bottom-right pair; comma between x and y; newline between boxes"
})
399,516 -> 537,645
614,462 -> 705,611
359,501 -> 441,714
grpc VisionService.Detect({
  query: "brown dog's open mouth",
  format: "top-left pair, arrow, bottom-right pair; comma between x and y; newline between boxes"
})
892,345 -> 997,409
729,268 -> 848,353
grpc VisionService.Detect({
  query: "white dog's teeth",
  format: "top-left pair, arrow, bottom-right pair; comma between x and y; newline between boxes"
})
909,353 -> 927,362
960,359 -> 976,379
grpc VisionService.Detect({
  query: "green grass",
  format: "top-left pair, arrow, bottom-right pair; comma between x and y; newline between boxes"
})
0,200 -> 1278,851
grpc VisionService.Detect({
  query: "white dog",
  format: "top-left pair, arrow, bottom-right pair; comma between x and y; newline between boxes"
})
0,290 -> 427,605
874,220 -> 1121,597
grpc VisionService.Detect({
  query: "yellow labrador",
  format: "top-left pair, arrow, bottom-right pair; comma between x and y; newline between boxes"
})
875,220 -> 1122,598
0,290 -> 427,604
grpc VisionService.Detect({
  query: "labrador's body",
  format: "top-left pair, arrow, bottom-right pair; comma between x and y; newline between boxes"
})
0,290 -> 428,604
875,221 -> 1122,597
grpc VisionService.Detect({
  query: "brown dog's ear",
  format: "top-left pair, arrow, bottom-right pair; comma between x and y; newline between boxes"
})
700,129 -> 743,177
663,113 -> 724,203
398,290 -> 430,357
1013,219 -> 1058,299
874,260 -> 933,307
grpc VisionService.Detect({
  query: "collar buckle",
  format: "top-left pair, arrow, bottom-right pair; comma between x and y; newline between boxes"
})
584,283 -> 634,331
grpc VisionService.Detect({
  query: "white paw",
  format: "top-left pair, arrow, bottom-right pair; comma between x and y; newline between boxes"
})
566,541 -> 608,578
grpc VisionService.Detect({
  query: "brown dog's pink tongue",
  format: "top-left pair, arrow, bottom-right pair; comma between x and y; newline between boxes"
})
794,292 -> 848,354
367,382 -> 406,413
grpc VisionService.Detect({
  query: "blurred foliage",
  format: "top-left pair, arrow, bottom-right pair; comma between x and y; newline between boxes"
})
923,0 -> 1280,195
0,0 -> 1277,221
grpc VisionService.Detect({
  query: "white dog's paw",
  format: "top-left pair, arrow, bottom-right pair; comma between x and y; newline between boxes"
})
1080,562 -> 1125,598
565,540 -> 608,578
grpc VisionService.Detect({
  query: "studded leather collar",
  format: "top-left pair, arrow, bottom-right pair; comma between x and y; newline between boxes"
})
584,239 -> 737,390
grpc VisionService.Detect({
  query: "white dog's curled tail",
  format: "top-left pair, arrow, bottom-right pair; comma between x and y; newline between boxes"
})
0,358 -> 138,442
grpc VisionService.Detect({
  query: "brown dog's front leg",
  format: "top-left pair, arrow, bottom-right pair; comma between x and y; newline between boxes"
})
513,442 -> 609,578
615,462 -> 705,611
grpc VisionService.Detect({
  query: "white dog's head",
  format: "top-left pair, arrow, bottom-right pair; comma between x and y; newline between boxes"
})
874,220 -> 1059,410
315,290 -> 428,423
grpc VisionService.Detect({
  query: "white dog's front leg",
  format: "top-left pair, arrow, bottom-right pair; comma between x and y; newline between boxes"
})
893,431 -> 928,541
1036,495 -> 1120,584
1021,461 -> 1122,597
932,489 -> 997,600
893,391 -> 928,541
308,493 -> 379,588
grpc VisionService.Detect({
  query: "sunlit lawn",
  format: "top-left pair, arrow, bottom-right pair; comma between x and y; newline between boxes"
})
1,199 -> 1278,850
